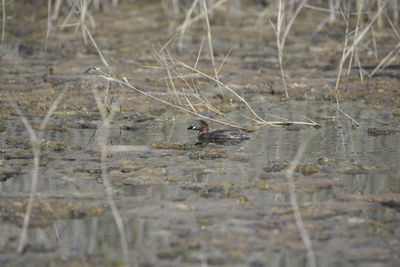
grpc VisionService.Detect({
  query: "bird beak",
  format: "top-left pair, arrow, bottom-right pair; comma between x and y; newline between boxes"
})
188,125 -> 196,130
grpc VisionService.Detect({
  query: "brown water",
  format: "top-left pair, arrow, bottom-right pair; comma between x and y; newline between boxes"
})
1,1 -> 400,266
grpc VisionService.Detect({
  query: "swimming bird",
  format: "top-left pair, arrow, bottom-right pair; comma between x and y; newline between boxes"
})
187,120 -> 249,145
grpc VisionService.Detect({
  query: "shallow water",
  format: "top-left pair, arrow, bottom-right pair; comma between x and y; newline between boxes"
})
1,100 -> 399,266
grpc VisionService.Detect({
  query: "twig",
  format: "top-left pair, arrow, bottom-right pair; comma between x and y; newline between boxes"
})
194,36 -> 205,69
156,48 -> 225,117
335,96 -> 360,127
86,66 -> 320,128
172,57 -> 266,123
160,32 -> 178,53
217,46 -> 233,74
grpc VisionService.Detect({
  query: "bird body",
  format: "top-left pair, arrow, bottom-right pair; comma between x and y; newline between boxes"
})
188,120 -> 249,145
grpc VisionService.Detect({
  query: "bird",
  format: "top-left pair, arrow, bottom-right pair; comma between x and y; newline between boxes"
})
187,119 -> 249,145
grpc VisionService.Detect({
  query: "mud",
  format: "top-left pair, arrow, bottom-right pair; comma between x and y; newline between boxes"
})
0,1 -> 400,266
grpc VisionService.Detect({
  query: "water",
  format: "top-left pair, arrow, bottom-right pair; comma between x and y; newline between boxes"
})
1,100 -> 399,266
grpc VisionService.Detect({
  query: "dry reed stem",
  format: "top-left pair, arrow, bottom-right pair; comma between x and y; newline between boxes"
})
52,0 -> 62,20
169,59 -> 312,126
334,4 -> 360,127
158,46 -> 231,117
370,42 -> 400,77
156,49 -> 225,117
304,3 -> 355,15
341,2 -> 386,64
178,0 -> 200,50
83,0 -> 317,132
270,0 -> 307,99
91,67 -> 247,129
271,0 -> 288,98
60,1 -> 78,29
1,0 -> 5,41
171,57 -> 268,123
217,46 -> 233,74
9,88 -> 67,253
335,3 -> 350,92
202,0 -> 220,85
58,0 -> 95,43
80,0 -> 88,44
280,0 -> 308,53
45,0 -> 52,52
74,0 -> 316,137
194,36 -> 205,68
87,66 -> 320,128
329,0 -> 336,23
183,94 -> 197,113
370,23 -> 378,59
92,87 -> 130,266
189,37 -> 226,116
175,0 -> 227,32
160,51 -> 182,105
346,1 -> 363,79
370,14 -> 400,77
160,32 -> 178,53
85,25 -> 110,68
286,134 -> 317,267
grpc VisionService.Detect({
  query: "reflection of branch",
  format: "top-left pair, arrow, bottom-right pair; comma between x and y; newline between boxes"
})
9,88 -> 67,253
286,134 -> 317,267
335,97 -> 360,127
92,86 -> 130,265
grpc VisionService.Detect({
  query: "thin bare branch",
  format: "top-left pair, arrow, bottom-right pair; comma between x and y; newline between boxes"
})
86,66 -> 320,128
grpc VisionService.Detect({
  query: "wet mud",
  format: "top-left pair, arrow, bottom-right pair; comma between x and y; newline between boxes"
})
1,1 -> 400,266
